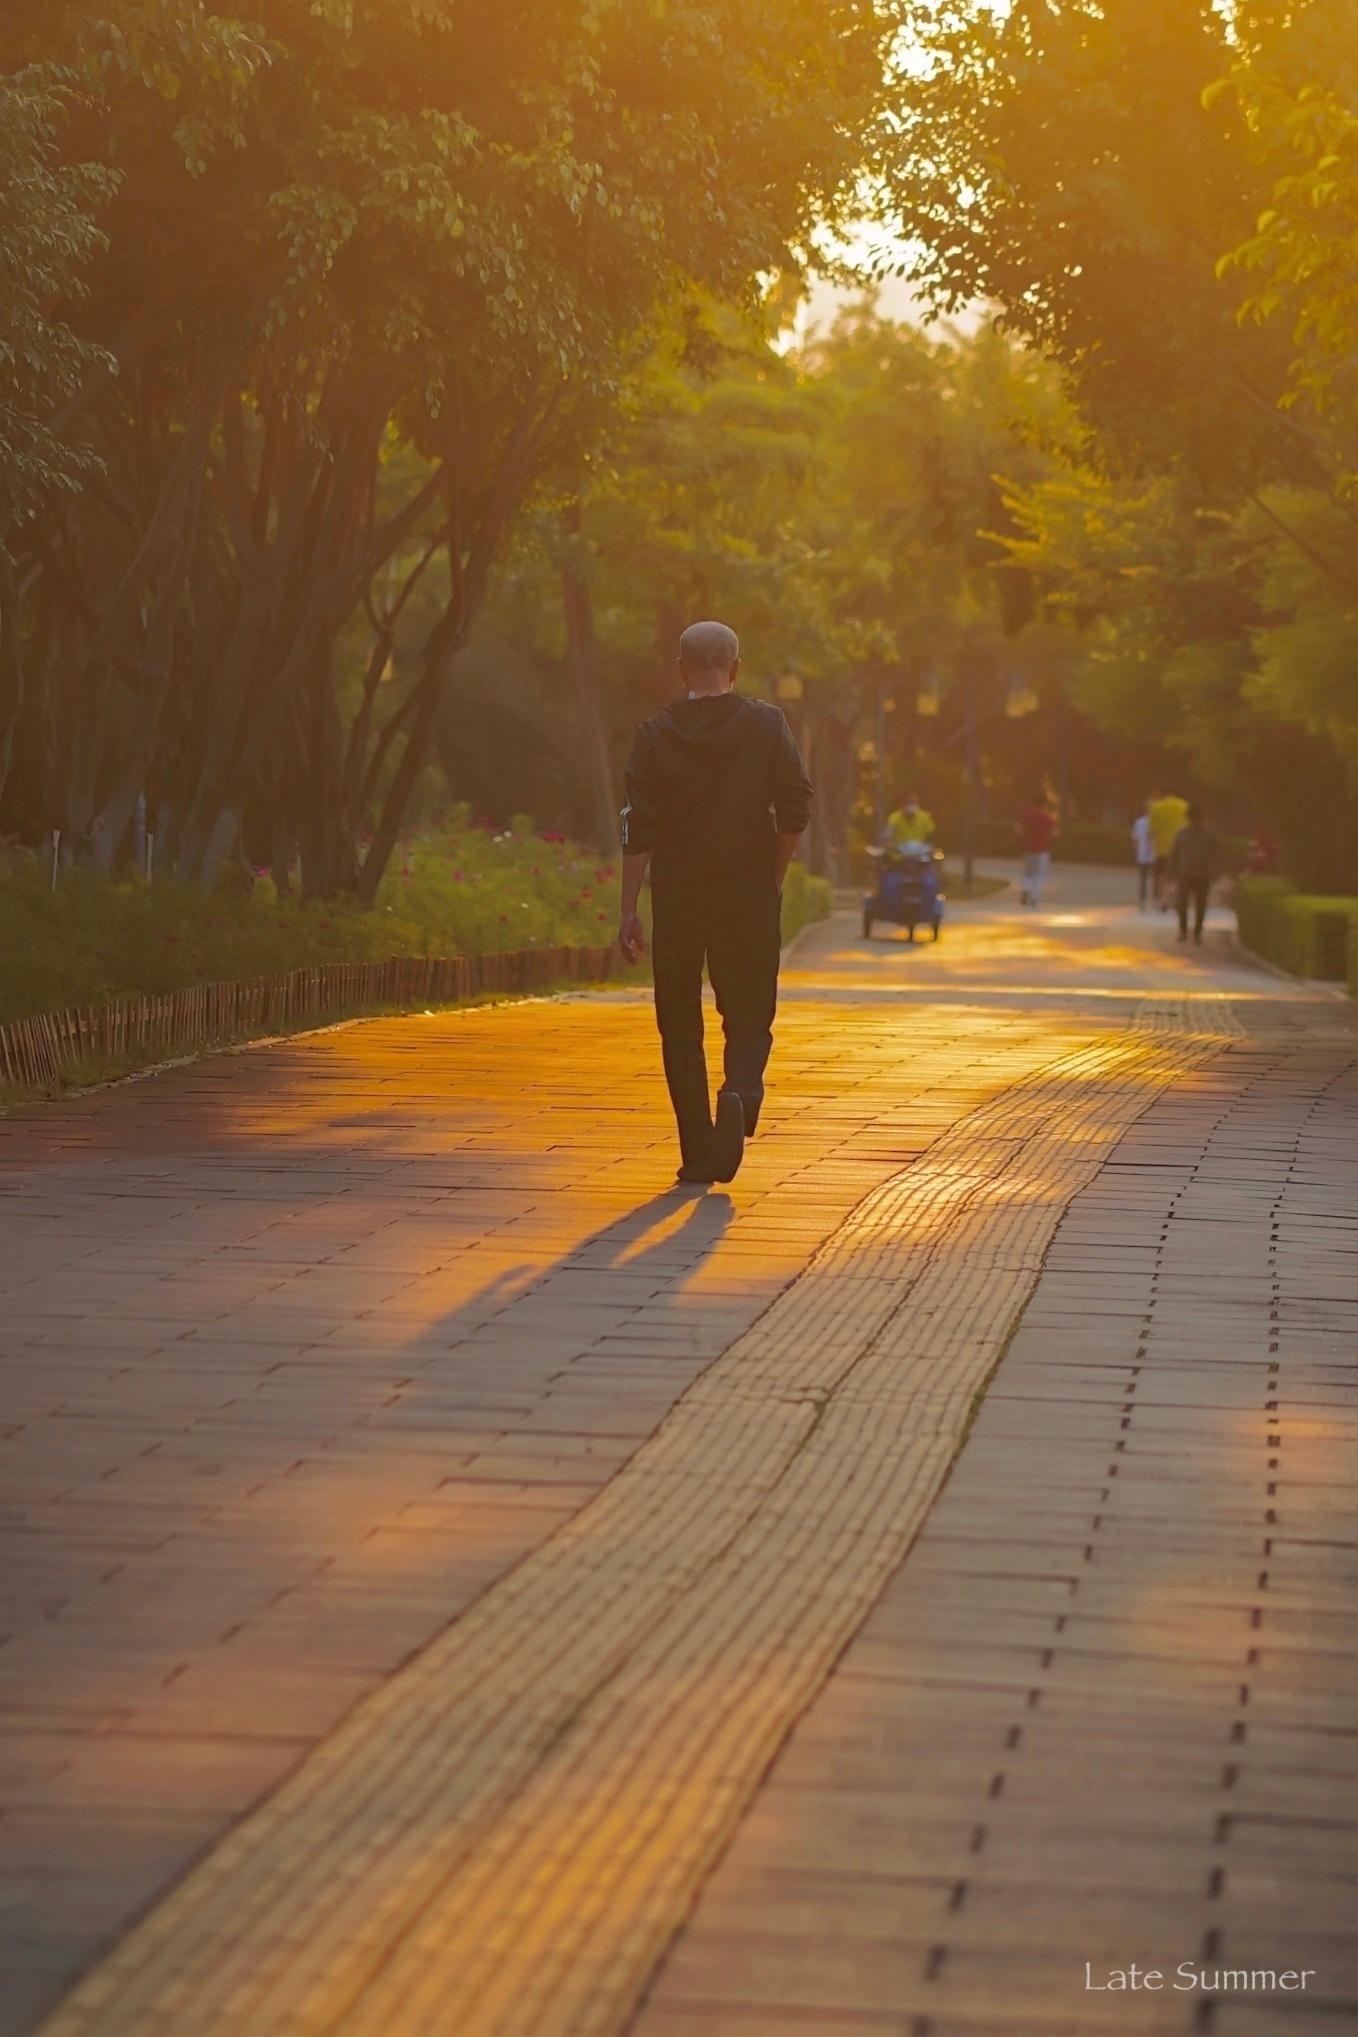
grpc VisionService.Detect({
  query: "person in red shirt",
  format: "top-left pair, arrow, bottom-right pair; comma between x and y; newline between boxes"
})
1247,826 -> 1279,875
1017,794 -> 1059,907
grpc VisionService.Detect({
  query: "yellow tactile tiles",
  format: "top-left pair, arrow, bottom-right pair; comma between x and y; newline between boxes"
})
36,1003 -> 1235,2037
633,1014 -> 1358,2036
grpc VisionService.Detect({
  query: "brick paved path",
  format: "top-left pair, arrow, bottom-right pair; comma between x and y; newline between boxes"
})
1,868 -> 1353,2036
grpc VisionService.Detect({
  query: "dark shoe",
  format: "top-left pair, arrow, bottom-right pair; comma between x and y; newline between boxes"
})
711,1089 -> 745,1183
675,1162 -> 714,1186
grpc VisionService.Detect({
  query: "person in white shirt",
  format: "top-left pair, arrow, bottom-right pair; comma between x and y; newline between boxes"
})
1131,802 -> 1156,909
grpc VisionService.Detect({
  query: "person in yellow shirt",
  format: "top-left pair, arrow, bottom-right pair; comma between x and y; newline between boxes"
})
885,793 -> 936,848
1147,789 -> 1189,910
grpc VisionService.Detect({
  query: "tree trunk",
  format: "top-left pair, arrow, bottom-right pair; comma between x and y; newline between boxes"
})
354,607 -> 465,905
353,383 -> 559,901
0,549 -> 23,810
561,517 -> 616,850
654,600 -> 682,705
803,717 -> 826,877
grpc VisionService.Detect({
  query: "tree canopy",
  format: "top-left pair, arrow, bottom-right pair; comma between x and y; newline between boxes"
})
4,0 -> 1356,898
0,0 -> 899,889
875,0 -> 1358,884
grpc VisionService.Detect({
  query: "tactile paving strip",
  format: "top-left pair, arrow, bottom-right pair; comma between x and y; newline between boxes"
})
40,1009 -> 1233,2037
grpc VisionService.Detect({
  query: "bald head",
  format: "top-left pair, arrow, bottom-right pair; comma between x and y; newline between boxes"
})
678,620 -> 740,694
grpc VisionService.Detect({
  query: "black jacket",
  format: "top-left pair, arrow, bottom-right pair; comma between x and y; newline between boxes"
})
621,694 -> 812,894
1170,822 -> 1217,882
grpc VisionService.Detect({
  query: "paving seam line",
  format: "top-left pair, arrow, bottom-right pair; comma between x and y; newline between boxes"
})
38,1005 -> 1235,2037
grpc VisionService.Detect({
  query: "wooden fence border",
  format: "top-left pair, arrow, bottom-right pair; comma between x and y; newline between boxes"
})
0,945 -> 618,1095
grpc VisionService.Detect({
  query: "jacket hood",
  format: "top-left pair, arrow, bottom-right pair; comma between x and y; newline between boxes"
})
654,693 -> 765,754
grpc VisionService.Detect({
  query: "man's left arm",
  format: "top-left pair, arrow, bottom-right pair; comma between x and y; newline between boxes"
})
773,831 -> 801,891
618,734 -> 657,961
618,851 -> 650,962
772,711 -> 812,890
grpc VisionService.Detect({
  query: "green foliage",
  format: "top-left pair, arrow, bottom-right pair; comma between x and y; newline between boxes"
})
1240,490 -> 1358,777
992,454 -> 1358,880
0,0 -> 901,892
882,0 -> 1293,486
9,0 -> 1355,926
0,64 -> 116,530
479,298 -> 1107,862
389,816 -> 622,958
0,820 -> 829,1025
878,0 -> 1358,888
0,820 -> 623,1023
1217,1 -> 1358,485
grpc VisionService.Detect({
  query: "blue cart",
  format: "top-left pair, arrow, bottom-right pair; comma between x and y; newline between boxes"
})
862,843 -> 946,942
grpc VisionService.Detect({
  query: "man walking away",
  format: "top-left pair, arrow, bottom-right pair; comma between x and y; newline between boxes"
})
1017,793 -> 1058,907
1131,799 -> 1156,908
1148,786 -> 1189,910
617,621 -> 812,1186
1170,803 -> 1217,945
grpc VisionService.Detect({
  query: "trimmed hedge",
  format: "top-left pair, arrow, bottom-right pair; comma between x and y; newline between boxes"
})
1234,874 -> 1357,984
944,816 -> 1142,864
781,861 -> 833,944
944,815 -> 1250,868
960,816 -> 1033,860
1234,874 -> 1295,962
1274,897 -> 1353,980
1052,820 -> 1137,865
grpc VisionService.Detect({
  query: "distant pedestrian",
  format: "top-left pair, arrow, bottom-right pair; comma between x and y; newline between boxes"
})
1247,825 -> 1280,875
1170,804 -> 1218,945
1131,800 -> 1156,909
1017,793 -> 1058,907
617,620 -> 812,1186
1148,787 -> 1189,910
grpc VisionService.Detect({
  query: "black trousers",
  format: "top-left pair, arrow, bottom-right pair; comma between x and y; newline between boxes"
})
1177,876 -> 1209,939
651,884 -> 781,1166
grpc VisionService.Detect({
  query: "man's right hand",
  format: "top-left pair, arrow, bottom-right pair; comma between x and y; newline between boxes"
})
773,830 -> 801,893
618,912 -> 645,963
